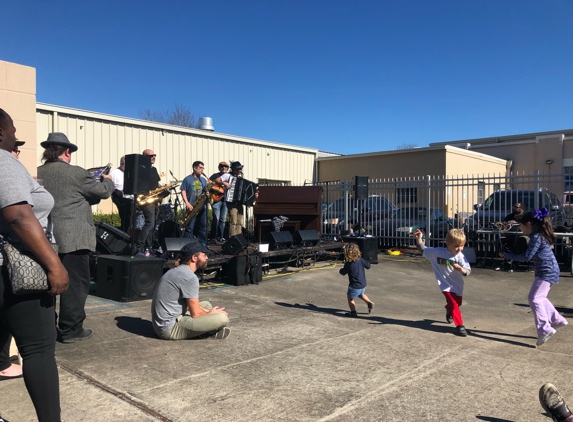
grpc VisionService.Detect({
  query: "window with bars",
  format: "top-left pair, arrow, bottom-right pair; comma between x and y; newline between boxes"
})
564,167 -> 573,192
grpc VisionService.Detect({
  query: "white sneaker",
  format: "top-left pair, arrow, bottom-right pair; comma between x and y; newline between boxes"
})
537,329 -> 556,347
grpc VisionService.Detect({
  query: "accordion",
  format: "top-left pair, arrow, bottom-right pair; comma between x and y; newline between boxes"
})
225,176 -> 258,206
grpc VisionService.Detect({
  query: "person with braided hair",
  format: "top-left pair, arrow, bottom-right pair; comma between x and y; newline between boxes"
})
500,208 -> 568,347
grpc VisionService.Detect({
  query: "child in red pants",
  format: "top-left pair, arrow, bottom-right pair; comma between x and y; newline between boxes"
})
414,228 -> 472,337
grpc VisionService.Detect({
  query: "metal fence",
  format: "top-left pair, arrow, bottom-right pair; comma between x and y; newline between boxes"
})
317,172 -> 572,263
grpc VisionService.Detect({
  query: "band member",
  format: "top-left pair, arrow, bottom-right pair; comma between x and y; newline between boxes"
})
209,161 -> 231,241
110,156 -> 133,232
222,161 -> 257,238
38,132 -> 114,343
181,161 -> 208,242
137,149 -> 161,250
11,138 -> 24,158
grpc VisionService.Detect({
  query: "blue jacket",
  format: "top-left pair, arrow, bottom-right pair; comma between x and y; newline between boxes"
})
503,232 -> 560,284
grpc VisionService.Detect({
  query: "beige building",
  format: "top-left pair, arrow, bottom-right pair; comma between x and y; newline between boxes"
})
1,59 -> 318,214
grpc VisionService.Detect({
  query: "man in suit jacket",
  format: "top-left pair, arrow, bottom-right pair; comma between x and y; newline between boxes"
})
38,133 -> 114,343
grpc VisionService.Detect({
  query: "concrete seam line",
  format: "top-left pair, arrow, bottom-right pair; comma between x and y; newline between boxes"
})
316,346 -> 475,421
57,362 -> 173,422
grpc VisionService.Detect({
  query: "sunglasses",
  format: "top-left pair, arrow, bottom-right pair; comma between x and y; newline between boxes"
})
145,154 -> 156,158
13,149 -> 20,156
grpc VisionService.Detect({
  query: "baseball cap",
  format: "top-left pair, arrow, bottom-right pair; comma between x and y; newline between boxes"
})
180,242 -> 210,258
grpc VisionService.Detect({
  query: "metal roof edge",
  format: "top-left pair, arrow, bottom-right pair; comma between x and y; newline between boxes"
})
429,129 -> 573,147
36,103 -> 318,154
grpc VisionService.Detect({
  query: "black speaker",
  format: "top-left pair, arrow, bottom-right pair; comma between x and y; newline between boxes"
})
342,236 -> 379,264
226,253 -> 262,286
164,237 -> 199,252
124,154 -> 151,195
354,175 -> 369,200
95,221 -> 131,255
221,234 -> 247,255
96,255 -> 164,302
264,231 -> 293,249
293,230 -> 320,246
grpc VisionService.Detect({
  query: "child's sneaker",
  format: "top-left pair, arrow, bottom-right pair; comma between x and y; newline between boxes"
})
345,311 -> 358,318
539,383 -> 573,422
446,309 -> 453,324
537,329 -> 556,347
455,325 -> 468,337
367,302 -> 375,314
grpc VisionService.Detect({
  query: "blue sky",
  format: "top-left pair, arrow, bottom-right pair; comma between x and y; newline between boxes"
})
3,1 -> 572,155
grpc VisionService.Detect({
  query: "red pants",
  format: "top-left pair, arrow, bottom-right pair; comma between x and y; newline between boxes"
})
442,291 -> 464,326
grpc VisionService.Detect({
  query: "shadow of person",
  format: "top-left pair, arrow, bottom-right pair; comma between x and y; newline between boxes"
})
114,316 -> 156,338
476,416 -> 516,422
275,301 -> 536,347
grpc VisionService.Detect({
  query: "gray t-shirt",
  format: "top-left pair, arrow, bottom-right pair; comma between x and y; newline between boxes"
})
0,150 -> 54,264
151,265 -> 199,335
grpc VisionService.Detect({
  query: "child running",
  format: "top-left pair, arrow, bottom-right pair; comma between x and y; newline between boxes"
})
499,208 -> 568,347
339,243 -> 374,317
414,228 -> 472,337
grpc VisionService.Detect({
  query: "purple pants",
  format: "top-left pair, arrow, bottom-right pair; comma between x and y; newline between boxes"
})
528,277 -> 567,338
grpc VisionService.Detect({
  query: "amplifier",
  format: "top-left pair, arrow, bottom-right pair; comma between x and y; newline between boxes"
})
95,221 -> 131,255
341,236 -> 379,264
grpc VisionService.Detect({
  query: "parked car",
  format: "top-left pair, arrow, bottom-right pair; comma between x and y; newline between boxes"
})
466,188 -> 568,230
372,207 -> 454,246
322,195 -> 396,234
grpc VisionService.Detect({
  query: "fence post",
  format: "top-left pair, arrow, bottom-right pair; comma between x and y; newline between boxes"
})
344,180 -> 350,231
534,170 -> 540,210
427,175 -> 432,244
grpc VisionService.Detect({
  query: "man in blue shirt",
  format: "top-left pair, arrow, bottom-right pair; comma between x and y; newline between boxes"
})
180,161 -> 208,242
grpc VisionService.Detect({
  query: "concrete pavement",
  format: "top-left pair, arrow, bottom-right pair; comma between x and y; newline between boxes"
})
2,254 -> 573,421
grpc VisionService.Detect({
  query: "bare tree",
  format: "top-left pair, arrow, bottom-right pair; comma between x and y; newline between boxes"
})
138,103 -> 199,128
396,143 -> 419,150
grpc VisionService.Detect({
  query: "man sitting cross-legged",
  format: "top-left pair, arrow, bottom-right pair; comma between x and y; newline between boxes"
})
151,242 -> 230,340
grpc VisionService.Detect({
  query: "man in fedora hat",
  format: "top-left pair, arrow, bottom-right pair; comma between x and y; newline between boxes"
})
151,242 -> 230,340
11,139 -> 24,159
220,161 -> 258,238
209,161 -> 231,242
38,132 -> 114,343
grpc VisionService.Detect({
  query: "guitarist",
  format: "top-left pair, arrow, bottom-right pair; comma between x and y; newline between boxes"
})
209,161 -> 231,242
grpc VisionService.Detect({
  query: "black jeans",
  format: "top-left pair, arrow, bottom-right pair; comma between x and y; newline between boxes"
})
137,203 -> 157,248
0,267 -> 61,421
111,191 -> 133,233
58,251 -> 91,338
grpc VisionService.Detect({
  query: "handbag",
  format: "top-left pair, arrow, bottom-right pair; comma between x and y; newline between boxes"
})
0,217 -> 59,296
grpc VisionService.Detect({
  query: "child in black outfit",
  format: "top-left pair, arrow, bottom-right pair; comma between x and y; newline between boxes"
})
339,243 -> 374,317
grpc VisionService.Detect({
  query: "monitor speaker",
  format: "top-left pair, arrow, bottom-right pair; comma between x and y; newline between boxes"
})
164,237 -> 199,253
341,235 -> 379,264
226,253 -> 262,286
264,231 -> 293,249
96,256 -> 164,302
221,234 -> 247,255
124,154 -> 151,195
95,221 -> 131,255
293,229 -> 320,246
354,175 -> 369,200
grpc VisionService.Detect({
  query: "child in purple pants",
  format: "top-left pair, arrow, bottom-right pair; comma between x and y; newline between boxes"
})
500,208 -> 568,347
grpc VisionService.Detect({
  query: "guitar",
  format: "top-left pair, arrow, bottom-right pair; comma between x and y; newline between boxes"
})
210,184 -> 226,203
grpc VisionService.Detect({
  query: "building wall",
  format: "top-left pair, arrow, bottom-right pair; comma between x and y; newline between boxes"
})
36,104 -> 317,213
0,60 -> 37,173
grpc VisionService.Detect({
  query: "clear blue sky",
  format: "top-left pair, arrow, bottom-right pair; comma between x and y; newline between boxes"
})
3,1 -> 572,155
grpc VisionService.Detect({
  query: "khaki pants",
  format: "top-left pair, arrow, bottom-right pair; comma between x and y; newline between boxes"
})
228,203 -> 244,237
159,301 -> 229,340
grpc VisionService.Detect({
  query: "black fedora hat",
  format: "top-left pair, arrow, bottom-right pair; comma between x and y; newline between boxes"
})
230,161 -> 243,170
40,132 -> 78,152
15,139 -> 25,147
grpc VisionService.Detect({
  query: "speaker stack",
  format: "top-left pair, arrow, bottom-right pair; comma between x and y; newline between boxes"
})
96,256 -> 164,302
221,234 -> 248,255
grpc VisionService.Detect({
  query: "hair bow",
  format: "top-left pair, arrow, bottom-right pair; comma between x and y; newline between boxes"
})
532,207 -> 549,221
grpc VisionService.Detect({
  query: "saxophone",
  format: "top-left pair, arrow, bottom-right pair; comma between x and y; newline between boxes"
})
136,180 -> 180,206
180,182 -> 215,227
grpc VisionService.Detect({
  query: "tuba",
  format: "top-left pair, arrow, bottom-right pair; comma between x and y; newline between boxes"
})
179,182 -> 215,227
136,179 -> 180,206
